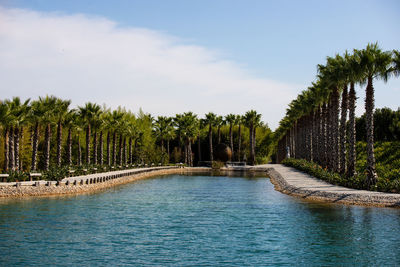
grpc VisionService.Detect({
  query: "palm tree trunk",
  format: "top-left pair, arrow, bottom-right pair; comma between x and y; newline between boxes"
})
339,85 -> 348,175
365,76 -> 378,187
3,128 -> 9,172
249,123 -> 253,165
77,135 -> 82,166
167,139 -> 170,162
252,126 -> 256,165
322,103 -> 328,168
189,139 -> 193,166
14,127 -> 20,171
8,126 -> 15,171
18,127 -> 23,170
107,131 -> 111,166
347,82 -> 356,177
112,131 -> 117,166
93,131 -> 97,165
208,124 -> 213,162
217,126 -> 221,144
119,134 -> 123,166
331,87 -> 340,173
129,137 -> 132,164
56,120 -> 62,167
229,124 -> 233,161
184,140 -> 188,165
238,124 -> 241,161
31,123 -> 39,171
124,137 -> 127,166
86,125 -> 91,165
99,131 -> 103,166
66,127 -> 72,166
197,134 -> 202,162
44,123 -> 51,171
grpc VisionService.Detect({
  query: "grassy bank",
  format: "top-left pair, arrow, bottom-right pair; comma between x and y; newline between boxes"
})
283,141 -> 400,193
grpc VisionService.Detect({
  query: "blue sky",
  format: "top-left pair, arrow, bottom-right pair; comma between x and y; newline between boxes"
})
0,0 -> 399,129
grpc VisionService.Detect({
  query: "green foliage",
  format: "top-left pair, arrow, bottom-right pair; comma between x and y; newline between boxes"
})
212,161 -> 225,170
6,170 -> 29,182
356,107 -> 400,142
42,166 -> 70,181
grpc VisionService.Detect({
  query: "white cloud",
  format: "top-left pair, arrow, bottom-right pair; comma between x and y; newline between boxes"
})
0,7 -> 299,129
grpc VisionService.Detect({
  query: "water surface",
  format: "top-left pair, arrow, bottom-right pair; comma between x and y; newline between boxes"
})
1,173 -> 399,266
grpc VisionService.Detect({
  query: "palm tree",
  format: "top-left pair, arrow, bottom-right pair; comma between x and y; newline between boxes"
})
355,43 -> 392,187
154,116 -> 174,164
124,112 -> 137,165
0,101 -> 10,172
215,115 -> 225,144
37,95 -> 58,171
29,99 -> 45,171
225,114 -> 236,160
391,50 -> 400,77
63,109 -> 78,166
318,57 -> 342,172
345,51 -> 362,178
244,110 -> 261,165
236,115 -> 243,161
78,102 -> 102,165
175,112 -> 198,166
196,119 -> 205,163
54,98 -> 71,167
203,112 -> 217,162
5,97 -> 30,171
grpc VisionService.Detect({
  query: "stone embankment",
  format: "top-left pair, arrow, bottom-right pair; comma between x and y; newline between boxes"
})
265,164 -> 400,208
0,166 -> 187,198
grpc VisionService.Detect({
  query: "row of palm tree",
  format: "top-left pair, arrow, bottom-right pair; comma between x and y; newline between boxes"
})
0,95 -> 266,173
153,110 -> 263,166
0,96 -> 150,172
276,43 -> 399,187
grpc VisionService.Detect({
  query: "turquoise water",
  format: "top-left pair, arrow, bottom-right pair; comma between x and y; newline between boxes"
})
1,173 -> 400,266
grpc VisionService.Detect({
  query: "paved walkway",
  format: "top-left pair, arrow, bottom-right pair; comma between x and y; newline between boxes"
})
260,164 -> 400,207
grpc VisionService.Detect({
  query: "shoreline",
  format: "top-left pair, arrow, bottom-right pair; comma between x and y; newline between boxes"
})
2,164 -> 399,208
0,167 -> 187,199
266,164 -> 400,208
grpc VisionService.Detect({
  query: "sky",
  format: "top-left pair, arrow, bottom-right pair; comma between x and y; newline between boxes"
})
0,0 -> 399,129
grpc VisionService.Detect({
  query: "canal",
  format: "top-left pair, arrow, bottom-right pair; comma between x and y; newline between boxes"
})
1,173 -> 399,266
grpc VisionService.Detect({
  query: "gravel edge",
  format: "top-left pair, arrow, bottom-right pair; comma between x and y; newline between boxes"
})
267,167 -> 400,208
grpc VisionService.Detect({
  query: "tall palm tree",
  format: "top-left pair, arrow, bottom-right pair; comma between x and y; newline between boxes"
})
225,114 -> 236,160
63,109 -> 78,166
0,101 -> 10,172
236,115 -> 243,161
215,116 -> 225,144
38,95 -> 58,171
54,98 -> 71,167
78,102 -> 102,165
318,57 -> 342,172
175,112 -> 198,166
5,98 -> 30,171
164,119 -> 175,162
91,110 -> 103,165
154,116 -> 174,164
355,43 -> 392,187
196,119 -> 205,163
203,112 -> 217,162
391,50 -> 400,77
244,110 -> 261,165
29,100 -> 44,171
345,51 -> 362,178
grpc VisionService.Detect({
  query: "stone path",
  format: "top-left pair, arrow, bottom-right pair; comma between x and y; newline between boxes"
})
260,164 -> 400,207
